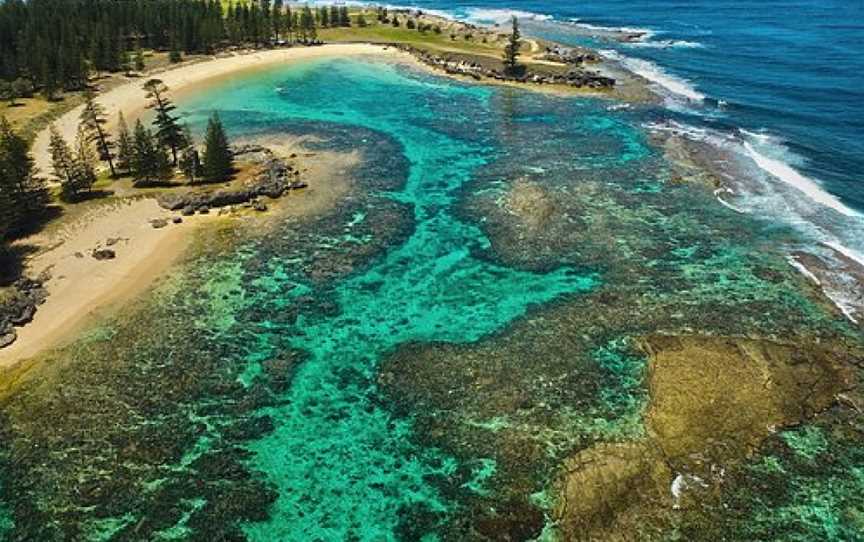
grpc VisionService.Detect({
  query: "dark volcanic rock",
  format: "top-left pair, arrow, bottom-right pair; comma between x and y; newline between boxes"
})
156,194 -> 189,211
155,152 -> 305,215
0,329 -> 16,348
0,276 -> 48,349
395,43 -> 615,89
92,248 -> 116,261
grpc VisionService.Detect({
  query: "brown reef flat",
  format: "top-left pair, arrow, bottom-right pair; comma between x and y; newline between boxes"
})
552,335 -> 857,541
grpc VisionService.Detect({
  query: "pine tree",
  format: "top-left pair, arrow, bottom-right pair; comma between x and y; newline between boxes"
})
285,6 -> 294,43
115,112 -> 134,175
143,79 -> 186,165
120,45 -> 132,76
273,0 -> 284,41
48,125 -> 75,185
202,112 -> 233,183
178,123 -> 201,184
49,124 -> 91,201
169,34 -> 182,64
319,7 -> 329,28
134,47 -> 145,72
299,6 -> 315,43
73,124 -> 97,194
131,119 -> 172,186
503,16 -> 523,76
79,90 -> 116,177
0,117 -> 47,234
0,81 -> 13,106
339,6 -> 350,27
41,60 -> 58,101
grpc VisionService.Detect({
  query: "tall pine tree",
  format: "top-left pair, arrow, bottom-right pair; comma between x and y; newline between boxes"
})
143,79 -> 186,165
0,117 -> 48,235
115,112 -> 134,175
131,119 -> 172,186
503,16 -> 523,76
202,112 -> 233,183
79,90 -> 116,177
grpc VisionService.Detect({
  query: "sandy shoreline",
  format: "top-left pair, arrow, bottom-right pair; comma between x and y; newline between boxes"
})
0,200 -> 215,368
6,39 -> 646,370
4,44 -> 392,370
31,44 -> 404,175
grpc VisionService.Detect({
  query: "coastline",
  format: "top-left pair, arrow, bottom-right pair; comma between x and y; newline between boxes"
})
1,9 -> 862,540
0,199 -> 214,369
8,45 -> 389,369
14,37 -> 646,369
10,36 -> 859,374
31,43 -> 405,176
2,144 -> 361,372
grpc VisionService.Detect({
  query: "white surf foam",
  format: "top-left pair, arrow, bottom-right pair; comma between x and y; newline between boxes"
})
629,39 -> 704,49
742,141 -> 860,218
643,120 -> 731,146
824,241 -> 864,269
786,256 -> 822,285
566,18 -> 655,41
714,188 -> 745,213
601,50 -> 705,102
462,7 -> 553,25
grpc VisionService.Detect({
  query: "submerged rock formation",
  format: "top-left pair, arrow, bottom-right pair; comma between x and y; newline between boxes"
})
503,179 -> 558,231
552,335 -> 858,540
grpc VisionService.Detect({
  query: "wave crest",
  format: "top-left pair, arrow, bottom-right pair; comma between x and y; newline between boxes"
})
601,50 -> 705,102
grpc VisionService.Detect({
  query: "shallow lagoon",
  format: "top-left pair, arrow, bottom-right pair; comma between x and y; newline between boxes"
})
0,57 -> 860,541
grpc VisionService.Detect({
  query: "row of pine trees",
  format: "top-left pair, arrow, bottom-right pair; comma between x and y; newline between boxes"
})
48,78 -> 234,203
0,0 -> 358,97
1,79 -> 233,270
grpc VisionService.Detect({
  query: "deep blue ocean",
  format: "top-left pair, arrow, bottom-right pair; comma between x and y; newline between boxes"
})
396,0 -> 864,208
321,0 -> 864,266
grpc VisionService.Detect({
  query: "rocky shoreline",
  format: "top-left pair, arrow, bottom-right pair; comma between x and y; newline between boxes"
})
0,143 -> 309,353
396,44 -> 616,89
0,277 -> 48,349
156,144 -> 308,216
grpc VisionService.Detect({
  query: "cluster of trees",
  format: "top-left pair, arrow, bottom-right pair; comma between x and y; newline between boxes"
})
0,118 -> 48,240
0,0 -> 363,99
0,0 -> 225,97
372,8 -> 440,34
49,79 -> 233,201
